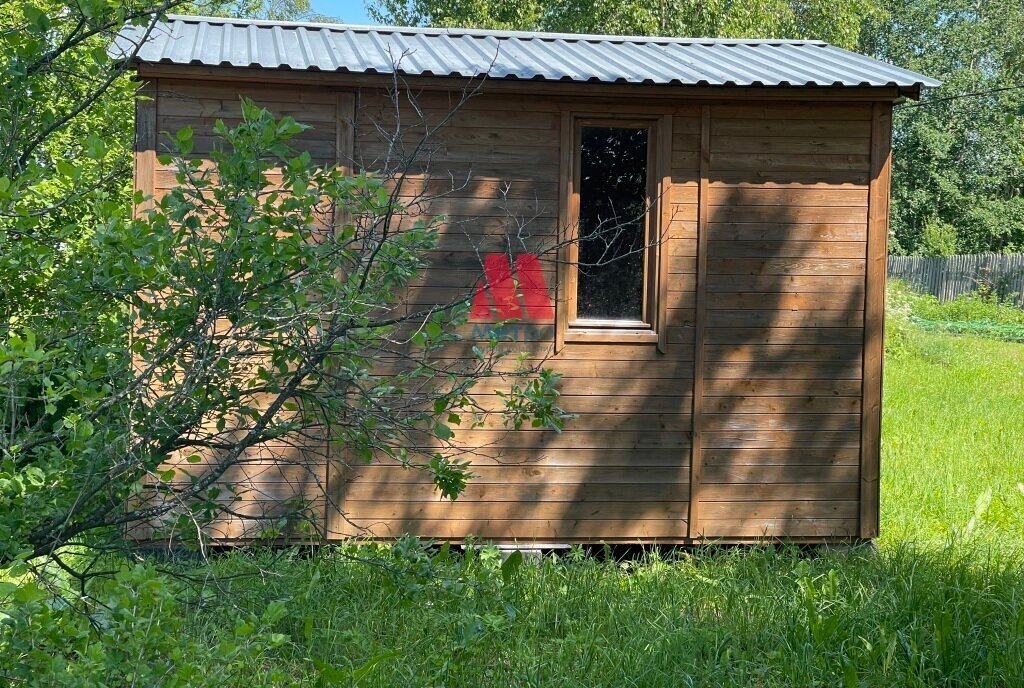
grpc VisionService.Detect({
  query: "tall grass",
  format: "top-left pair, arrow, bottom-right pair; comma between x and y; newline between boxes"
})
888,278 -> 1024,342
191,543 -> 1024,687
168,307 -> 1024,687
883,281 -> 1024,549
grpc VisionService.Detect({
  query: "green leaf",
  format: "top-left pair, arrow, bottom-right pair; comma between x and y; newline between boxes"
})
843,662 -> 858,688
90,45 -> 108,66
85,134 -> 107,160
77,419 -> 93,438
303,615 -> 314,641
160,469 -> 176,482
56,159 -> 76,180
13,582 -> 47,604
311,658 -> 348,684
23,4 -> 49,32
351,651 -> 401,683
501,550 -> 523,585
434,422 -> 453,440
176,126 -> 194,155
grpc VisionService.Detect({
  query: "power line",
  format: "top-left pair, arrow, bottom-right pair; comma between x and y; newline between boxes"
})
898,82 -> 1024,108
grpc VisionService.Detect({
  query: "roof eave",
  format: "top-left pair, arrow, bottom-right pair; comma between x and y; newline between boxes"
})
131,61 -> 914,100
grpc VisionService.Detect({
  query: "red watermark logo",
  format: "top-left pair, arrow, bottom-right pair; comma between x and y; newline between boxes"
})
468,254 -> 554,341
471,253 -> 554,321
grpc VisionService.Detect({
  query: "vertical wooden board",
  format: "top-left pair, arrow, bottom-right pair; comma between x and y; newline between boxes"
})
696,100 -> 872,541
658,113 -> 674,352
688,105 -> 711,538
555,109 -> 572,352
337,91 -> 356,174
861,102 -> 891,539
327,455 -> 353,540
332,91 -> 356,232
131,79 -> 159,473
134,79 -> 157,217
327,90 -> 356,539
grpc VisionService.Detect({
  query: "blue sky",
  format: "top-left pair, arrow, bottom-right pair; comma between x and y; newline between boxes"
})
311,0 -> 379,24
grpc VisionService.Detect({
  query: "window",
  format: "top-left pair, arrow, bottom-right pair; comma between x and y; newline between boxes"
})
577,126 -> 649,322
558,114 -> 669,346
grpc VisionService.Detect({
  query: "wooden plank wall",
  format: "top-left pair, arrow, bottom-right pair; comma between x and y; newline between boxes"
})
328,93 -> 699,542
137,79 -> 343,539
691,102 -> 872,539
138,77 -> 885,543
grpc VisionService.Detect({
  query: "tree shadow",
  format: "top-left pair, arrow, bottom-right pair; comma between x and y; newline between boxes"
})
331,95 -> 874,546
149,79 -> 876,547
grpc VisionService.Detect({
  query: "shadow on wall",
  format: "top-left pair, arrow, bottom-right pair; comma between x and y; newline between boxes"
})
170,88 -> 870,545
136,440 -> 328,543
523,103 -> 870,543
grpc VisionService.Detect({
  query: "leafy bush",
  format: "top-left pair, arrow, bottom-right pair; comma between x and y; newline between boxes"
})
0,564 -> 291,687
919,217 -> 959,256
910,288 -> 1024,326
887,279 -> 1024,347
885,279 -> 930,357
3,98 -> 573,568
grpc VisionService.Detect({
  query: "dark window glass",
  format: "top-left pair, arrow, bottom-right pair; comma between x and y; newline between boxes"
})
576,126 -> 649,321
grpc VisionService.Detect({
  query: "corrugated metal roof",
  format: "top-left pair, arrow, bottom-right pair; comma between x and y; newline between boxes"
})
113,15 -> 940,90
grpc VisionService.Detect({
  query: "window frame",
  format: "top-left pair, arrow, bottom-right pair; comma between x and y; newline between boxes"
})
556,110 -> 672,349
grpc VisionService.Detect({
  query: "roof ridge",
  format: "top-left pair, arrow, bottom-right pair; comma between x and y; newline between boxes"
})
162,14 -> 828,46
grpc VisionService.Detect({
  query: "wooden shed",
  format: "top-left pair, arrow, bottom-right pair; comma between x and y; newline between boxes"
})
118,16 -> 938,544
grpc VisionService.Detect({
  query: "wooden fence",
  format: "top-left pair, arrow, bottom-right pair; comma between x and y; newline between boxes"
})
888,254 -> 1024,304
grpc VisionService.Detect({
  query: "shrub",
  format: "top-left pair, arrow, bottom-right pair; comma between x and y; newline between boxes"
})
0,564 -> 292,687
887,278 -> 1024,345
885,279 -> 928,357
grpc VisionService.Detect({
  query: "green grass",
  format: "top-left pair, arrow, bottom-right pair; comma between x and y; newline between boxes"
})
163,316 -> 1024,687
191,543 -> 1024,687
889,278 -> 1024,342
882,331 -> 1024,548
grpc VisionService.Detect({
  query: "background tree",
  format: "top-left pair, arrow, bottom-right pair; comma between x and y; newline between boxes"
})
369,0 -> 880,50
0,0 -> 331,331
860,0 -> 1024,255
219,0 -> 332,21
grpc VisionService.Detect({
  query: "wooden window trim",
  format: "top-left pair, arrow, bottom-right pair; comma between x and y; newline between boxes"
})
556,111 -> 671,349
133,79 -> 157,218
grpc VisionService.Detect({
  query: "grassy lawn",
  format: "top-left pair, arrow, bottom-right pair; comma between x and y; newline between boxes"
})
882,331 -> 1024,548
175,324 -> 1024,687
